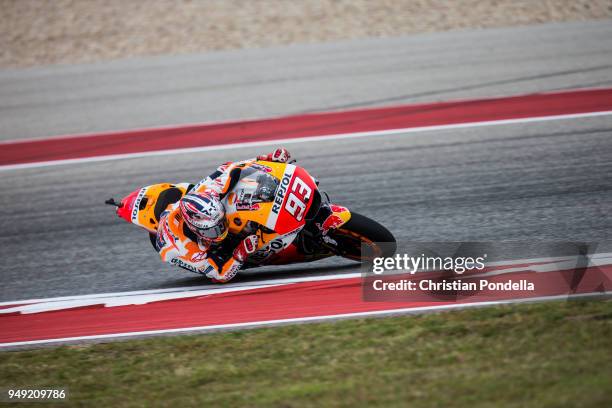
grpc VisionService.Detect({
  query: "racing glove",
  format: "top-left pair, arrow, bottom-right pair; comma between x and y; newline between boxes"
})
233,234 -> 259,263
257,148 -> 291,163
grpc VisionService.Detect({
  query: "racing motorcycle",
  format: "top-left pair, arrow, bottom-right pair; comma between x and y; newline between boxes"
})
106,160 -> 396,272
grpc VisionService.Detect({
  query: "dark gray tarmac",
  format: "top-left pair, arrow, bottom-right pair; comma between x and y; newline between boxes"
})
2,115 -> 611,301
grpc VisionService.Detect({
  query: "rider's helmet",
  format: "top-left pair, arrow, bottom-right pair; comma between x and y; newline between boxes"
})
179,192 -> 228,242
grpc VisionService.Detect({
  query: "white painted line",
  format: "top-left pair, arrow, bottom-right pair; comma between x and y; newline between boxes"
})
0,284 -> 291,315
1,252 -> 610,308
0,292 -> 607,348
2,110 -> 611,172
0,271 -> 362,307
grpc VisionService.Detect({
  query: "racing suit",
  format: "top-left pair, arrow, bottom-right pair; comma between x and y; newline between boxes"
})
154,149 -> 290,282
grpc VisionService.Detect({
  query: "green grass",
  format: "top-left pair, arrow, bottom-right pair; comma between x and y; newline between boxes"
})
1,300 -> 611,407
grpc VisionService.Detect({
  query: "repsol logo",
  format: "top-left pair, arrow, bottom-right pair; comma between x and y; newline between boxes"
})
170,258 -> 198,273
272,172 -> 292,214
224,264 -> 240,281
131,188 -> 147,222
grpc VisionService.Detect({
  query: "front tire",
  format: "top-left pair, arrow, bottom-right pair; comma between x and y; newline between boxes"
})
328,212 -> 396,261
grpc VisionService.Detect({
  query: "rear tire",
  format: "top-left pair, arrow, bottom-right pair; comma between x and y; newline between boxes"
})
328,212 -> 396,261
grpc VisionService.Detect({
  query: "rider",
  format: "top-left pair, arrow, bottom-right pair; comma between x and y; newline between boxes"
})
154,148 -> 293,283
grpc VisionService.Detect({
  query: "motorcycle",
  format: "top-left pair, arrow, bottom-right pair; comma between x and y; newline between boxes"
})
106,160 -> 396,273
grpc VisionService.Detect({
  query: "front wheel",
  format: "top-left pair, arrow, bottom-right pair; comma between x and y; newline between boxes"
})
327,212 -> 396,261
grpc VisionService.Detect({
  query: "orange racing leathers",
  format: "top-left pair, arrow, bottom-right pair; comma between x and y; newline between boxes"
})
154,150 -> 289,282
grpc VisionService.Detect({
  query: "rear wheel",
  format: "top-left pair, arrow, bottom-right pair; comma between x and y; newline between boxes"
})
327,212 -> 396,261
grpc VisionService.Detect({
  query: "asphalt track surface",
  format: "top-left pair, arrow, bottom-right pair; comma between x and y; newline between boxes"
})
1,21 -> 612,303
2,20 -> 612,141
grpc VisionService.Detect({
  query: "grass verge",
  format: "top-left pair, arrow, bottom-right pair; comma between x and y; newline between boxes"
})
1,300 -> 611,407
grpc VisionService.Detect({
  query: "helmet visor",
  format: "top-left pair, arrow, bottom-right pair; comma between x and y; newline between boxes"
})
195,218 -> 229,241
